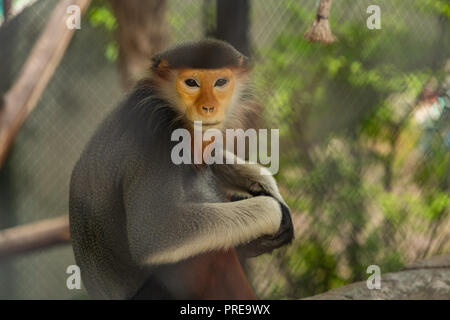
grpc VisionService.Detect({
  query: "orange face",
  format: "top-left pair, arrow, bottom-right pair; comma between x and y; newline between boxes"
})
175,68 -> 236,129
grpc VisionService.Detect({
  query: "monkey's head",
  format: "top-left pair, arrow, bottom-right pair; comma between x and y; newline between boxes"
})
150,40 -> 250,131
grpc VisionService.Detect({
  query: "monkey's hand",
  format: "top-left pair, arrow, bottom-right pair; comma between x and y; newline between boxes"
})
246,168 -> 286,205
231,192 -> 294,258
251,172 -> 295,255
214,158 -> 286,205
213,151 -> 294,256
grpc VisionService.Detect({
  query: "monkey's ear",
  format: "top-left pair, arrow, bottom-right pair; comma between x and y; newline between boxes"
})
234,55 -> 251,77
152,57 -> 169,69
152,57 -> 171,78
239,55 -> 249,68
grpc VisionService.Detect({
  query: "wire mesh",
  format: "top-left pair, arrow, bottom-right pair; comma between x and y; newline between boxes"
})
0,0 -> 448,299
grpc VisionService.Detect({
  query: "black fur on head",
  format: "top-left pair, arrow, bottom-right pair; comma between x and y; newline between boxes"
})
151,39 -> 249,70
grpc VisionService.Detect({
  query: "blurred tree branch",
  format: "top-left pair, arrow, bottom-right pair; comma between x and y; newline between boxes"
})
0,0 -> 91,169
109,0 -> 169,90
2,0 -> 11,21
0,215 -> 70,260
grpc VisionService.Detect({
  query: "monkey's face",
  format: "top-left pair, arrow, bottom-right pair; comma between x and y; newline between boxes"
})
175,68 -> 236,129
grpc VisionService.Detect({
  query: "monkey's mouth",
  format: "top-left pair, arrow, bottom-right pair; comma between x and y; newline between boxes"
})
190,120 -> 222,127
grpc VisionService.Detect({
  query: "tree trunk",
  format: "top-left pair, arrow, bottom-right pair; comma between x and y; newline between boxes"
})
215,0 -> 250,56
109,0 -> 169,90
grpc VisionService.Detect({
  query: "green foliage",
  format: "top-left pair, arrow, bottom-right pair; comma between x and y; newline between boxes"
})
88,2 -> 118,62
415,0 -> 450,18
105,42 -> 118,62
253,0 -> 450,299
89,6 -> 116,31
285,241 -> 346,297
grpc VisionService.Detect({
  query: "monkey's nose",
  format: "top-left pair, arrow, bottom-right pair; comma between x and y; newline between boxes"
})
201,106 -> 215,114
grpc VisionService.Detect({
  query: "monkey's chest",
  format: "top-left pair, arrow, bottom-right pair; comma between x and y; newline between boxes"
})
181,167 -> 227,204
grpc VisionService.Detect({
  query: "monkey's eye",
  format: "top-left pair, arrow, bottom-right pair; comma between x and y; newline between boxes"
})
184,79 -> 199,87
214,78 -> 228,87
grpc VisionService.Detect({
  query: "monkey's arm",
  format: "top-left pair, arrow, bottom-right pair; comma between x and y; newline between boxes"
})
124,190 -> 284,266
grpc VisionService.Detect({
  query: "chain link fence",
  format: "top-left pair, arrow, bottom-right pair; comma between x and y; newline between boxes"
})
0,0 -> 448,299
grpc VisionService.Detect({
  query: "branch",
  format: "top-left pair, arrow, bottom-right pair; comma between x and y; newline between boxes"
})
0,0 -> 91,169
0,215 -> 70,260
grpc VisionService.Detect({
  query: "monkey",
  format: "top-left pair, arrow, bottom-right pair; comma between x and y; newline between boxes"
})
69,39 -> 294,300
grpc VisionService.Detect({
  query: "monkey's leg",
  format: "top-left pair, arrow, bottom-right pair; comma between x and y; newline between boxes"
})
133,249 -> 256,299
